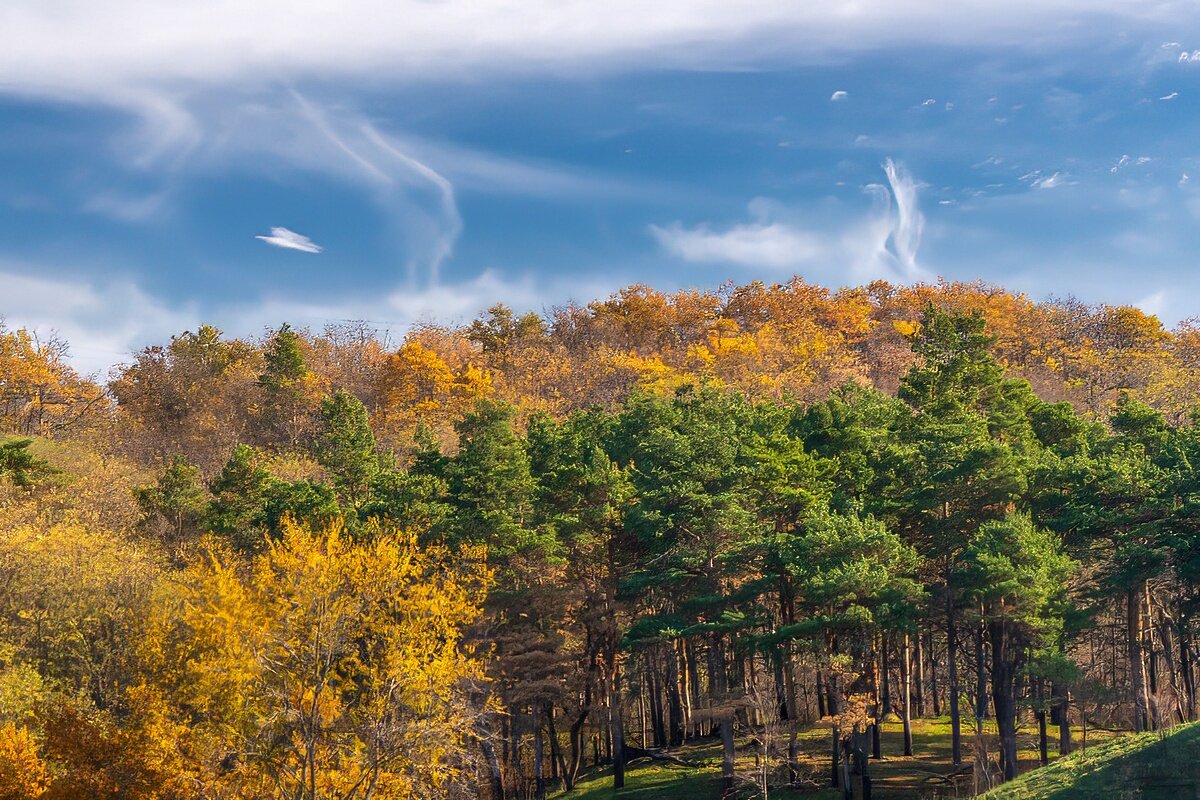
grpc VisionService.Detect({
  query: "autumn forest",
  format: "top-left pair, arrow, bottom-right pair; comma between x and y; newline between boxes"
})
3,277 -> 1200,798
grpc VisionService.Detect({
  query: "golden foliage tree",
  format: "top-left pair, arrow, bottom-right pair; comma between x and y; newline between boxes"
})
0,723 -> 48,800
143,519 -> 490,799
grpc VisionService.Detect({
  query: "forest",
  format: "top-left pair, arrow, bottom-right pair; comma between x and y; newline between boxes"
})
2,276 -> 1200,798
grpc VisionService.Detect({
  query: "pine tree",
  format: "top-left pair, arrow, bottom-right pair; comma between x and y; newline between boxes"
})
312,389 -> 379,513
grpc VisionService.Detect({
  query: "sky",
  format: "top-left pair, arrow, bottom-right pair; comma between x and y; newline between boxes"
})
4,1 -> 1200,373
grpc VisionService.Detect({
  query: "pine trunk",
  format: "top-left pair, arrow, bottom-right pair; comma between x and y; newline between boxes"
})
666,642 -> 684,746
901,633 -> 913,756
915,629 -> 926,718
1129,587 -> 1149,733
989,620 -> 1018,782
947,592 -> 962,765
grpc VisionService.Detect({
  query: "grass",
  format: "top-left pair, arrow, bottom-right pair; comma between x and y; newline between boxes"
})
980,722 -> 1200,800
553,717 -> 1128,799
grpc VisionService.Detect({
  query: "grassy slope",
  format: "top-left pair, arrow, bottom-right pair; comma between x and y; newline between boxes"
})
555,718 -> 1121,799
981,722 -> 1200,800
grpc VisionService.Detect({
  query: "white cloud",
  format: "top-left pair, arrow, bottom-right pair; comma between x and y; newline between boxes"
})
82,189 -> 172,222
0,265 -> 198,376
255,227 -> 323,253
1030,171 -> 1070,189
235,269 -> 617,333
0,2 -> 1190,106
0,260 -> 621,374
882,157 -> 925,276
830,90 -> 848,101
650,221 -> 829,269
650,158 -> 930,284
1110,155 -> 1150,174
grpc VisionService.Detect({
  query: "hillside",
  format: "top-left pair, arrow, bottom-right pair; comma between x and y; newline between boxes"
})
981,723 -> 1200,800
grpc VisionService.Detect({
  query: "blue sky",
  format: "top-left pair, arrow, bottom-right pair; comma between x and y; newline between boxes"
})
3,2 -> 1200,372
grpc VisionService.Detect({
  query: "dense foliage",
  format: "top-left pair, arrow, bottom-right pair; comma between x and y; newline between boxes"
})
3,277 -> 1200,797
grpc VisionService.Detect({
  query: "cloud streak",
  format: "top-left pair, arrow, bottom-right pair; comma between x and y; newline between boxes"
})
256,227 -> 323,253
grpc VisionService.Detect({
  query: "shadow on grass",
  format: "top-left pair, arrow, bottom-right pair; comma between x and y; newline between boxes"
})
986,724 -> 1200,800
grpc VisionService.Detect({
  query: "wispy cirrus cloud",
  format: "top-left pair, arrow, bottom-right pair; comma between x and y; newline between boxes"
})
651,158 -> 929,284
255,227 -> 323,253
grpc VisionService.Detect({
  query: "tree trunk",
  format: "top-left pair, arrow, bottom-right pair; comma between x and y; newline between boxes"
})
1182,618 -> 1197,722
774,651 -> 788,721
1052,682 -> 1072,755
546,706 -> 564,785
608,662 -> 626,789
927,628 -> 942,717
1145,585 -> 1158,706
901,633 -> 914,756
989,620 -> 1018,782
648,663 -> 666,748
564,692 -> 590,789
1035,680 -> 1048,766
915,629 -> 926,718
720,717 -> 735,791
509,712 -> 522,795
831,725 -> 840,789
947,592 -> 962,765
685,639 -> 702,736
975,620 -> 988,724
871,639 -> 882,760
665,642 -> 684,746
1129,587 -> 1149,733
533,709 -> 546,800
1159,609 -> 1186,725
879,641 -> 890,719
826,634 -> 843,719
477,717 -> 505,800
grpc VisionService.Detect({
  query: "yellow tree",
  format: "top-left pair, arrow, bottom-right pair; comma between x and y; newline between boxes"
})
374,341 -> 493,451
0,723 -> 48,800
145,519 -> 491,800
0,326 -> 105,437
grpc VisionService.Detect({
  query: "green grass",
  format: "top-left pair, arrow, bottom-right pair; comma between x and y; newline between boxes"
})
981,722 -> 1200,800
553,717 -> 1128,799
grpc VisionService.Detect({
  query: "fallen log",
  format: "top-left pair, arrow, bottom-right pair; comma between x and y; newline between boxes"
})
622,746 -> 703,768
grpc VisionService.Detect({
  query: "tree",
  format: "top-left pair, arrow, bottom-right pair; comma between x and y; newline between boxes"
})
443,399 -> 548,557
110,325 -> 259,469
134,455 -> 209,550
0,324 -> 105,438
142,520 -> 490,799
526,409 -> 630,790
312,389 -> 379,513
0,723 -> 48,800
206,444 -> 274,552
0,439 -> 55,490
0,523 -> 161,712
893,306 -> 1033,764
258,323 -> 323,448
960,513 -> 1075,782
